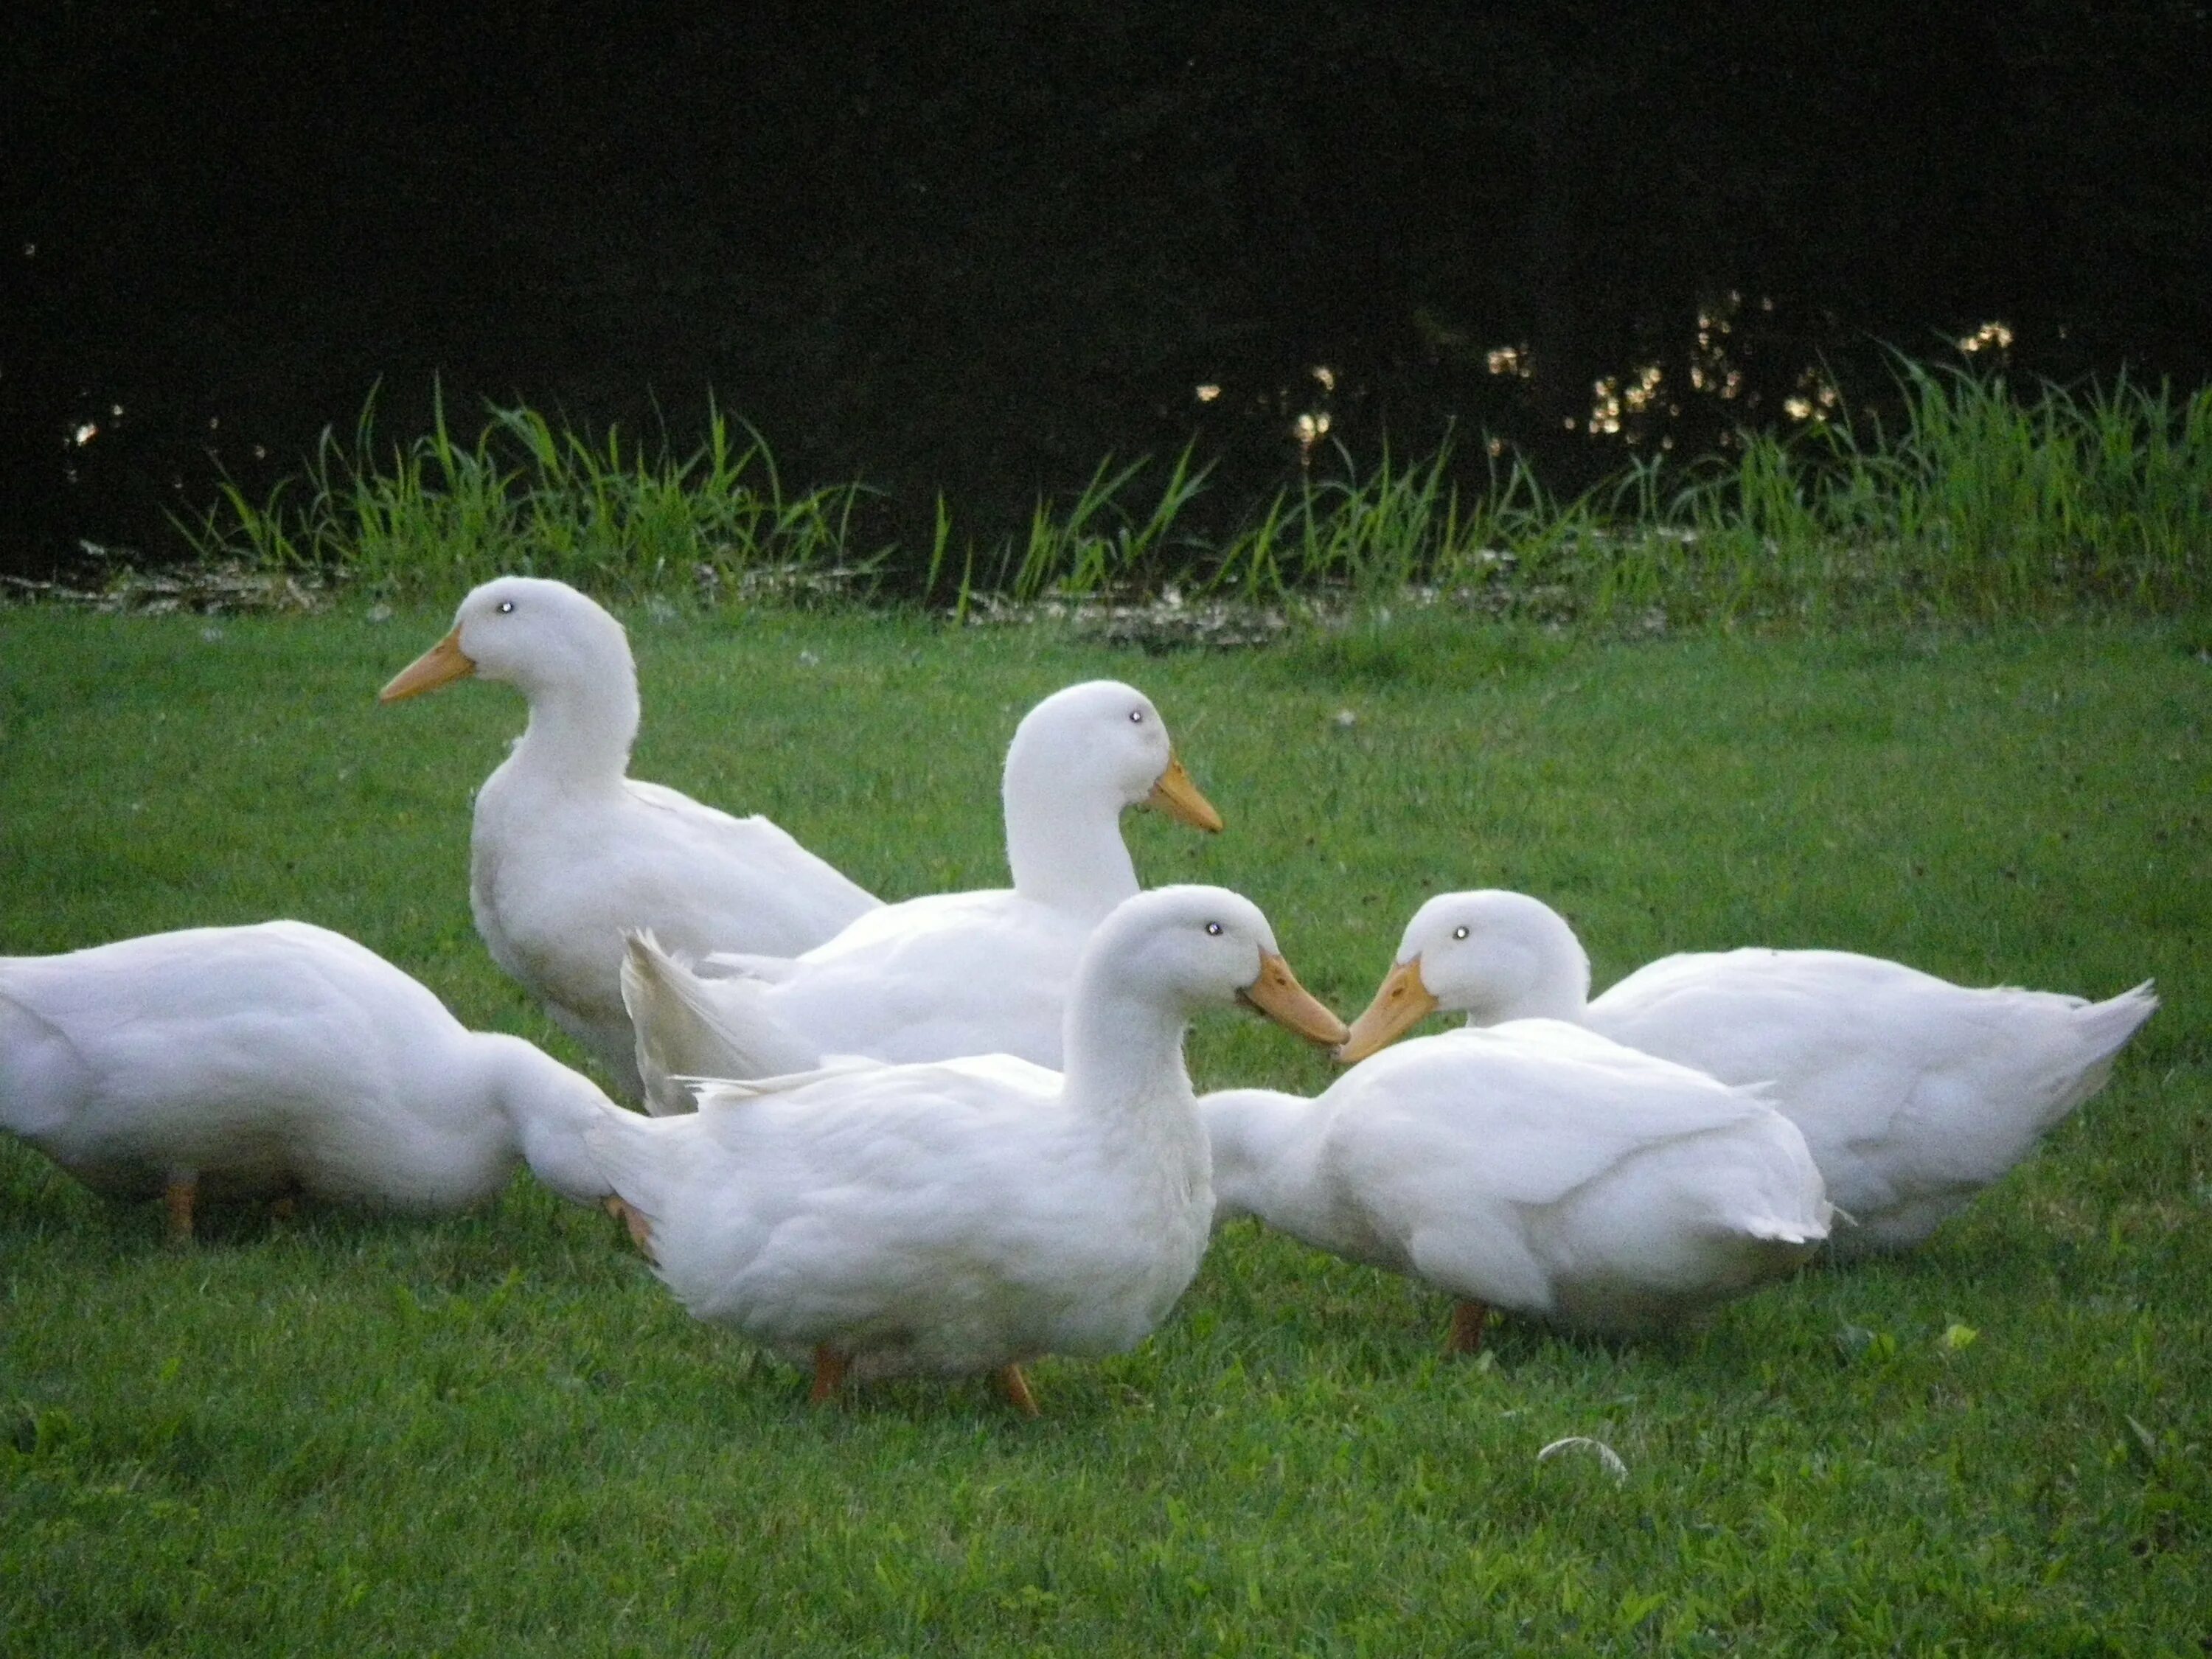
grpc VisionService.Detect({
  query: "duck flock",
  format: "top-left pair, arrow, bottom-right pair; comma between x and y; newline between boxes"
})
1,576 -> 2159,1415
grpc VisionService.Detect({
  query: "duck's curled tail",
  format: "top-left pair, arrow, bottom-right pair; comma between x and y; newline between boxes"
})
2044,979 -> 2159,1129
620,932 -> 821,1113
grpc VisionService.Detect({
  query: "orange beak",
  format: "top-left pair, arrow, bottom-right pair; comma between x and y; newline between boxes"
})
1335,958 -> 1441,1062
1237,952 -> 1349,1048
379,627 -> 476,703
1144,751 -> 1225,834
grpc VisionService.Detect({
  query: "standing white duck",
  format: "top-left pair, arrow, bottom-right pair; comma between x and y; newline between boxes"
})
1205,1016 -> 1830,1349
0,921 -> 622,1239
584,885 -> 1347,1414
619,678 -> 1223,1110
1337,889 -> 2159,1257
379,576 -> 880,1101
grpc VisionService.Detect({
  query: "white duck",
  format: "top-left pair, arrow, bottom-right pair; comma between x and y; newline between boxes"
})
1205,1012 -> 1831,1348
0,921 -> 622,1239
620,678 -> 1222,1110
1339,889 -> 2159,1258
584,886 -> 1347,1413
380,576 -> 880,1101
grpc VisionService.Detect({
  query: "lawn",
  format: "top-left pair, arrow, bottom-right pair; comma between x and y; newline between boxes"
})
3,599 -> 2208,1654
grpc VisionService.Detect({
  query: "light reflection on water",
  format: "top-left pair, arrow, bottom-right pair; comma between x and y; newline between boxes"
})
1208,291 -> 2022,473
1784,368 -> 1843,424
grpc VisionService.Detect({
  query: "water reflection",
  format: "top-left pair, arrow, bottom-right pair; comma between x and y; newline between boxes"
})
1783,369 -> 1843,424
1958,321 -> 2015,355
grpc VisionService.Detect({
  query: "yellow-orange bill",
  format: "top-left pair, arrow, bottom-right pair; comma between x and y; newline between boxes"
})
1238,952 -> 1349,1048
378,627 -> 476,703
1144,752 -> 1225,834
1335,958 -> 1440,1063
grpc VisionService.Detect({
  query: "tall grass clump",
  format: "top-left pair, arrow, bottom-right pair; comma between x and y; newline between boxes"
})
1644,364 -> 2212,624
174,360 -> 2212,625
899,364 -> 2212,627
931,438 -> 1588,608
175,386 -> 872,601
1885,365 -> 2212,612
992,448 -> 1214,603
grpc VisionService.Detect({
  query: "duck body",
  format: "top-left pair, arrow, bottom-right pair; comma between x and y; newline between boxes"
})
591,1051 -> 1206,1379
382,577 -> 880,1100
1586,947 -> 2159,1254
679,891 -> 1091,1074
1206,1020 -> 1831,1338
585,885 -> 1347,1405
625,679 -> 1222,1105
0,921 -> 619,1231
1342,890 -> 2159,1259
467,728 -> 880,1090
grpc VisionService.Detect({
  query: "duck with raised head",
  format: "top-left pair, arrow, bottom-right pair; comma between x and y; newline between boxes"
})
619,678 -> 1223,1108
1339,888 -> 2157,1257
380,577 -> 880,1100
586,885 -> 1347,1414
0,921 -> 621,1239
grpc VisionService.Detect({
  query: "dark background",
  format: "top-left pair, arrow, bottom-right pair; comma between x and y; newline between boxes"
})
7,0 -> 2210,581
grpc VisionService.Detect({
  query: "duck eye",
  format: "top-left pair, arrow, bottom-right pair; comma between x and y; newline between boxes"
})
496,600 -> 515,614
1453,925 -> 1470,940
1205,921 -> 1223,936
1128,709 -> 1145,723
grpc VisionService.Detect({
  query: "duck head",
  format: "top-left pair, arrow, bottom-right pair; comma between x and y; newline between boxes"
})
1005,680 -> 1222,833
379,577 -> 633,705
1082,884 -> 1346,1046
1337,889 -> 1590,1062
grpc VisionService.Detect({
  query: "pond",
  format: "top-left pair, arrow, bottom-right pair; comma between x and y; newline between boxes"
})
8,1 -> 2209,582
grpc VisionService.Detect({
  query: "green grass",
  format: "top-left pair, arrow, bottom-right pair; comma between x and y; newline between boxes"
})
3,604 -> 2209,1654
169,383 -> 873,605
167,361 -> 2212,626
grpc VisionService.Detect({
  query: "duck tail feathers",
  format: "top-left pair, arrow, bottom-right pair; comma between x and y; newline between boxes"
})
696,948 -> 802,985
1740,1210 -> 1832,1247
2078,980 -> 2158,1067
2025,979 -> 2159,1133
620,931 -> 820,1114
1737,1170 -> 1835,1246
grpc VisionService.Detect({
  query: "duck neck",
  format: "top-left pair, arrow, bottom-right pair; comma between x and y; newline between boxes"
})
1058,958 -> 1203,1150
1001,746 -> 1139,921
505,657 -> 641,790
1455,931 -> 1592,1028
1200,1088 -> 1321,1227
1464,969 -> 1589,1027
478,1035 -> 619,1206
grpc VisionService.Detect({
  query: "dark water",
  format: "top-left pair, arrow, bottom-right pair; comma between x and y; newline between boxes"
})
7,1 -> 2210,582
